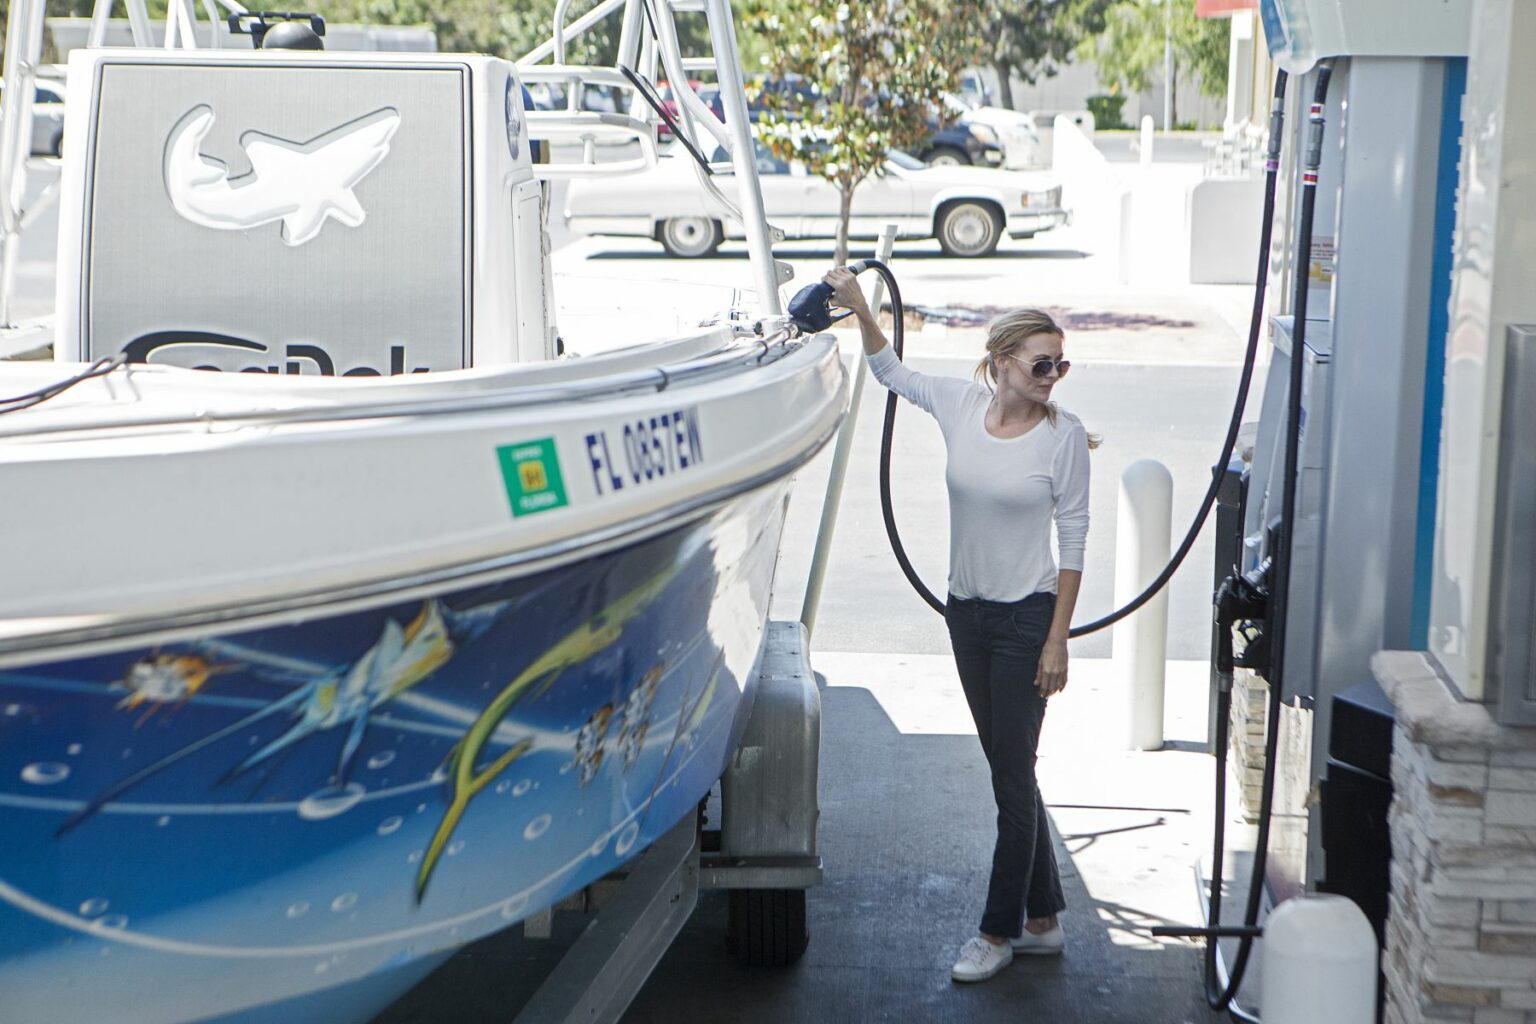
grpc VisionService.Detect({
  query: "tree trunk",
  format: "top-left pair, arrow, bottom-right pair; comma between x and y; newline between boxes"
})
835,184 -> 853,266
992,61 -> 1015,111
1171,63 -> 1179,130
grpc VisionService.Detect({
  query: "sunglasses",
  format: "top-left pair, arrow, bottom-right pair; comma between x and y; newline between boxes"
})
1001,353 -> 1072,380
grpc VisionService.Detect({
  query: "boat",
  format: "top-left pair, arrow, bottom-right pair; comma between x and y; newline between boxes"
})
0,0 -> 845,1020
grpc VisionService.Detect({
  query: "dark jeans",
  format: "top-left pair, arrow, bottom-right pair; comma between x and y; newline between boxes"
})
945,592 -> 1067,938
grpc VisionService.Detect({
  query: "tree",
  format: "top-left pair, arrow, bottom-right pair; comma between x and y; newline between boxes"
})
985,0 -> 1115,112
1081,0 -> 1229,128
741,0 -> 986,264
309,0 -> 607,61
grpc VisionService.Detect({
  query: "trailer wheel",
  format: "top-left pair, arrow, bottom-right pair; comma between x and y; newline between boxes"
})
726,888 -> 808,967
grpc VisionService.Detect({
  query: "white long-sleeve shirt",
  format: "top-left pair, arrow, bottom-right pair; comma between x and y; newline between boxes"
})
868,346 -> 1090,602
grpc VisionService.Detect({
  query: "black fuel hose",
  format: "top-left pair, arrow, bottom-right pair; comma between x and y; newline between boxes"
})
869,65 -> 1331,1024
873,71 -> 1283,640
1205,63 -> 1334,1021
1187,73 -> 1293,1023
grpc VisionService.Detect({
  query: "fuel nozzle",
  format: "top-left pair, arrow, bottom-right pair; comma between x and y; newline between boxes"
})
1214,554 -> 1273,688
787,260 -> 874,333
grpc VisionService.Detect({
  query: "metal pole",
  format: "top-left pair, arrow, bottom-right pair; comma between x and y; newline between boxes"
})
1114,458 -> 1173,750
800,224 -> 898,638
1163,1 -> 1174,134
0,0 -> 44,327
703,0 -> 782,314
87,0 -> 115,48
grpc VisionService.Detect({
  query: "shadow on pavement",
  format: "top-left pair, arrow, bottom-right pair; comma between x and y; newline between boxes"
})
377,684 -> 1223,1024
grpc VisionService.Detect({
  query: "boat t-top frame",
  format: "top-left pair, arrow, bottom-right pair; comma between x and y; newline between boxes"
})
0,0 -> 786,343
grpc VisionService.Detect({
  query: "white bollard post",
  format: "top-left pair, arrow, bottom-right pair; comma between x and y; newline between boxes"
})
800,224 -> 899,638
1140,114 -> 1155,166
1114,459 -> 1173,751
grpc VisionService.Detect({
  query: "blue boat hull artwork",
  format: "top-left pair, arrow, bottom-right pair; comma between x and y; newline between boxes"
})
0,484 -> 789,1024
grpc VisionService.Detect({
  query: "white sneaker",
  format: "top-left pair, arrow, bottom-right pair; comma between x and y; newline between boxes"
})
1010,923 -> 1065,955
951,936 -> 1013,982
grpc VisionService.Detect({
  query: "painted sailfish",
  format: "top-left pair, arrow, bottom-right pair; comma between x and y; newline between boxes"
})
223,599 -> 456,783
415,564 -> 684,900
163,105 -> 400,247
58,598 -> 511,836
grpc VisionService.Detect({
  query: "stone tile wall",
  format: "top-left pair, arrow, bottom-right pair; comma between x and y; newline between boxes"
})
1377,650 -> 1536,1024
1231,665 -> 1270,822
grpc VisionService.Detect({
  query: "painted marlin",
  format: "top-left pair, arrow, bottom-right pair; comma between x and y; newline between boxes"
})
415,564 -> 684,900
163,105 -> 400,246
57,598 -> 511,836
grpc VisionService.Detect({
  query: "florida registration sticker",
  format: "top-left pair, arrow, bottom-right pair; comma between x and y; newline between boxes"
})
497,439 -> 569,516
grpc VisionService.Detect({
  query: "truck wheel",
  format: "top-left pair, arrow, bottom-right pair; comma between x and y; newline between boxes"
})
658,216 -> 723,258
924,145 -> 969,167
936,201 -> 1001,258
726,888 -> 808,967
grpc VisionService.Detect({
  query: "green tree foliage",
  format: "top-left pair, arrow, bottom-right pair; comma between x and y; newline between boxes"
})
1081,0 -> 1228,128
8,0 -> 717,70
309,0 -> 609,61
985,0 -> 1115,111
740,0 -> 986,263
309,0 -> 719,64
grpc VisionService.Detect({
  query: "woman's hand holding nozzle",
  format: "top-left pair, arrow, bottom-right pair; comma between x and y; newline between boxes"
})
822,267 -> 871,321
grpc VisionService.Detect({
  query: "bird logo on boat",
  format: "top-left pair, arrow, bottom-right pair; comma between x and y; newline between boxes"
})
57,598 -> 512,836
162,104 -> 400,246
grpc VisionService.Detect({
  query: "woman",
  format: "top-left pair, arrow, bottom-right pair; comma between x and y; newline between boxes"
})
823,267 -> 1092,984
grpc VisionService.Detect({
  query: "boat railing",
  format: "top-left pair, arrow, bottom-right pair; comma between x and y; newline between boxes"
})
0,0 -> 251,330
0,0 -> 784,343
518,64 -> 661,177
0,321 -> 801,441
516,0 -> 784,312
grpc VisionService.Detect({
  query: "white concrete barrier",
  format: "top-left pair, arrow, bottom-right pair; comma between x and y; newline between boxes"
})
1187,175 -> 1265,284
1113,459 -> 1173,751
1051,115 -> 1129,282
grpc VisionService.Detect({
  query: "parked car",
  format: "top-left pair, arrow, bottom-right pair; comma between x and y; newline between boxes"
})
919,117 -> 1004,168
943,93 -> 1043,169
0,78 -> 65,156
564,144 -> 1067,258
656,80 -> 725,139
524,80 -> 623,113
744,73 -> 822,122
743,75 -> 1014,169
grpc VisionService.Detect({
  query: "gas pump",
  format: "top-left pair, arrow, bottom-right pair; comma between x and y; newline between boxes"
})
1192,0 -> 1473,1017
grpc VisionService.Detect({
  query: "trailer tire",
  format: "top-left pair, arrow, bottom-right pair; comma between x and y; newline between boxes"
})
726,888 -> 808,967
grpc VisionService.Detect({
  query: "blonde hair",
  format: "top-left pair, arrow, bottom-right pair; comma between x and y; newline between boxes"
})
973,308 -> 1102,449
